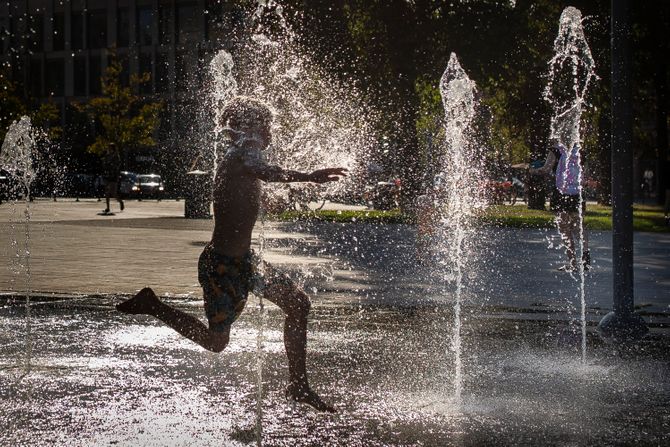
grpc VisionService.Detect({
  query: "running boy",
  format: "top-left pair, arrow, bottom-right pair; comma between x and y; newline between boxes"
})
116,96 -> 346,412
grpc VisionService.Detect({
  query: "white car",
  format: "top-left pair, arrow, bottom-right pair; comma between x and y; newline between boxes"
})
133,174 -> 165,200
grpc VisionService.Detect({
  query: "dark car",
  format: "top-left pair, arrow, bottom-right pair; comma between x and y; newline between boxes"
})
134,174 -> 165,200
65,173 -> 96,198
0,169 -> 10,203
363,179 -> 401,210
0,169 -> 24,203
118,171 -> 138,196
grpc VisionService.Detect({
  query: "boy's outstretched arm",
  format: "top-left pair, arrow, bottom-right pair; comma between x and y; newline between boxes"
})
245,161 -> 347,183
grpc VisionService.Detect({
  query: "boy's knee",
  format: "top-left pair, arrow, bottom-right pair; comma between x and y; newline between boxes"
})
293,291 -> 311,316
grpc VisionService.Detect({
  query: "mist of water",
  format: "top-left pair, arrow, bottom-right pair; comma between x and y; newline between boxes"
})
206,2 -> 376,212
544,6 -> 597,361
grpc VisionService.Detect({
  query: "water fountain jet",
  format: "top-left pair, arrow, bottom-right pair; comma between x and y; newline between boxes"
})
544,6 -> 597,360
435,53 -> 485,403
0,116 -> 39,377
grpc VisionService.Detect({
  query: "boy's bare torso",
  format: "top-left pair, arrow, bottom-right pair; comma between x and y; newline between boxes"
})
211,149 -> 262,257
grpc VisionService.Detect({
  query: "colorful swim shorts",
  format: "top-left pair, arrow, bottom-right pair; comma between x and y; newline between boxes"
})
198,244 -> 254,332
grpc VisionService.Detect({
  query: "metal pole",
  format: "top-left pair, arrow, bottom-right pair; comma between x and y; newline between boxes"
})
597,0 -> 647,341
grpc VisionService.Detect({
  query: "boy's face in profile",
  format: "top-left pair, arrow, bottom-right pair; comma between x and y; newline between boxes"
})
253,122 -> 271,148
225,120 -> 271,149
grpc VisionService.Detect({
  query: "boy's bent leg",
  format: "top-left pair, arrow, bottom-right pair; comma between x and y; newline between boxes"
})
262,273 -> 335,413
117,287 -> 229,352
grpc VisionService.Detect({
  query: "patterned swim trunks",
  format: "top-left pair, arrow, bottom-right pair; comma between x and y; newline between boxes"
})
198,244 -> 255,332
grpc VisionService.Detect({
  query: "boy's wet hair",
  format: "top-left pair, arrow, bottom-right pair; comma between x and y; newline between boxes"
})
221,96 -> 273,132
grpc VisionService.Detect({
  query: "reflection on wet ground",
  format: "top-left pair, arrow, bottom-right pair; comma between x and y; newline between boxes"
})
1,298 -> 669,446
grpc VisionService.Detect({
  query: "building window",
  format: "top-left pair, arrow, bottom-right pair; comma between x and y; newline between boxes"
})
30,57 -> 43,97
7,16 -> 18,51
0,17 -> 8,55
137,6 -> 154,46
176,2 -> 199,46
175,51 -> 188,91
117,8 -> 130,47
73,55 -> 87,96
89,55 -> 102,95
87,10 -> 107,49
28,14 -> 44,52
205,1 -> 231,43
71,12 -> 84,50
159,5 -> 173,45
139,52 -> 153,94
118,55 -> 130,88
53,12 -> 65,51
45,59 -> 65,96
156,52 -> 170,93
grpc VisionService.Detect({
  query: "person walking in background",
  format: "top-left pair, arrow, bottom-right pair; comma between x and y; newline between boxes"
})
102,144 -> 124,215
642,169 -> 654,199
531,138 -> 590,272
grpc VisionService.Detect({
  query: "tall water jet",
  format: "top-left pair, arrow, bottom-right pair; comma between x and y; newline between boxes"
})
0,116 -> 38,376
209,50 -> 239,172
436,53 -> 485,402
544,6 -> 597,361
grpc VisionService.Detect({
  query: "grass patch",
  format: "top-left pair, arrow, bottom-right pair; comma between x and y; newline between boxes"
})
271,204 -> 669,232
481,204 -> 669,232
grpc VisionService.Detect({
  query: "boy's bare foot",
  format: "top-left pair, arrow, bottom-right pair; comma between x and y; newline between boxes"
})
116,287 -> 160,315
287,383 -> 336,413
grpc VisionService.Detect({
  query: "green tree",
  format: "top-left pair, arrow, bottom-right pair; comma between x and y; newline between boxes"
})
2,67 -> 64,140
0,68 -> 28,144
77,56 -> 162,167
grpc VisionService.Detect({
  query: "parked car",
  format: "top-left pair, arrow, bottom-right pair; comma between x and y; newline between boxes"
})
485,178 -> 513,205
363,179 -> 401,210
0,169 -> 12,203
65,173 -> 96,198
118,171 -> 138,196
0,169 -> 25,202
134,174 -> 165,200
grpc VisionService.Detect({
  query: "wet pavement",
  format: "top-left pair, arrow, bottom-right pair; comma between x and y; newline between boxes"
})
1,199 -> 670,445
1,299 -> 669,446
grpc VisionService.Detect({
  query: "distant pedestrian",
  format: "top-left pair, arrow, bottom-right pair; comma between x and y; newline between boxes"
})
531,138 -> 590,271
102,146 -> 124,214
643,169 -> 654,199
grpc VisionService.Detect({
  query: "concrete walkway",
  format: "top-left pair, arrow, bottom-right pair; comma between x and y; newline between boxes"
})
1,199 -> 668,322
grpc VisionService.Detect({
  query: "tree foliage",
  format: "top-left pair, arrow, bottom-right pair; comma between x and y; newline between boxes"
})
0,68 -> 28,144
284,0 -> 655,205
1,67 -> 62,145
77,56 -> 162,161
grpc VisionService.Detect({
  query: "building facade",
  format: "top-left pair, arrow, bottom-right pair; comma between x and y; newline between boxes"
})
0,0 -> 243,173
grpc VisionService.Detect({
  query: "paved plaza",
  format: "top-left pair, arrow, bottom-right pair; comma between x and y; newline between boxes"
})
1,199 -> 669,446
0,199 -> 669,321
